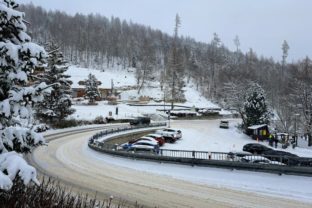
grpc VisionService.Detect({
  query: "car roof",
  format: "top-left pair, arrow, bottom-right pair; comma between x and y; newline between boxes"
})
140,136 -> 155,140
163,128 -> 179,131
133,142 -> 156,146
243,155 -> 270,161
146,134 -> 163,137
131,144 -> 155,149
135,139 -> 157,145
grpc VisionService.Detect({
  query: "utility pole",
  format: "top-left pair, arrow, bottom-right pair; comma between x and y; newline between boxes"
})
294,113 -> 300,146
171,72 -> 175,110
168,110 -> 171,128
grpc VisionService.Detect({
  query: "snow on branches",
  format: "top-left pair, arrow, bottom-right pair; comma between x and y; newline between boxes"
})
84,73 -> 100,104
0,0 -> 49,189
35,43 -> 75,123
0,151 -> 39,190
243,83 -> 271,128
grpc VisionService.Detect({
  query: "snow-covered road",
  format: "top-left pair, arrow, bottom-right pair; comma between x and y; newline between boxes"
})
32,120 -> 312,208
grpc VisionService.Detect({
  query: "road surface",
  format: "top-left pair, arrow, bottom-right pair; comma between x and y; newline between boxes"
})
30,121 -> 312,208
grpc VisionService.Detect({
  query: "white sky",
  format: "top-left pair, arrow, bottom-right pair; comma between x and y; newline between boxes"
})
17,0 -> 312,62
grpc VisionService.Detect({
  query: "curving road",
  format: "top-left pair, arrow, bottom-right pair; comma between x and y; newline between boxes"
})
30,121 -> 312,208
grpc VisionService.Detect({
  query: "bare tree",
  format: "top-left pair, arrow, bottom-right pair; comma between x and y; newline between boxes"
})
137,38 -> 155,94
282,40 -> 290,71
233,35 -> 240,52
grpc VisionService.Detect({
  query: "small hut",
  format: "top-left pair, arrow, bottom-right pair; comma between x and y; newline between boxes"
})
247,124 -> 269,140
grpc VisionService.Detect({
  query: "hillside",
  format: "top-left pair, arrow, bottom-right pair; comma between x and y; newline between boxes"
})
66,66 -> 220,120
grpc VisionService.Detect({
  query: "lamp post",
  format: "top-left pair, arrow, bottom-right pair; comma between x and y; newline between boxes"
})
294,113 -> 300,146
168,110 -> 171,128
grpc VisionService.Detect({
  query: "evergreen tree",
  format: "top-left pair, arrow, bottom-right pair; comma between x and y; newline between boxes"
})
166,14 -> 185,109
36,43 -> 75,124
0,0 -> 50,189
84,73 -> 100,104
243,83 -> 270,129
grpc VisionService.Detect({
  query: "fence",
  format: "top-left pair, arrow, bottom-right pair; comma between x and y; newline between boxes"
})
88,122 -> 166,143
88,124 -> 312,176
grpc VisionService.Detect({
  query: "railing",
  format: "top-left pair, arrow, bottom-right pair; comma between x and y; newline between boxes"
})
88,122 -> 166,143
88,124 -> 312,176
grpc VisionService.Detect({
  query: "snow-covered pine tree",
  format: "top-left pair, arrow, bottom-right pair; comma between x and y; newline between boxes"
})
84,73 -> 100,104
0,0 -> 50,190
166,14 -> 185,109
243,83 -> 270,129
36,43 -> 75,124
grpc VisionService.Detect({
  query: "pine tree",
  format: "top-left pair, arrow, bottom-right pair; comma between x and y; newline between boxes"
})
0,0 -> 50,189
166,14 -> 185,109
243,83 -> 270,129
84,73 -> 100,104
36,43 -> 75,124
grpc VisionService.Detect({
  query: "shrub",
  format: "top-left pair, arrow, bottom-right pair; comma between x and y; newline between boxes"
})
53,119 -> 79,128
94,116 -> 107,124
0,178 -> 140,208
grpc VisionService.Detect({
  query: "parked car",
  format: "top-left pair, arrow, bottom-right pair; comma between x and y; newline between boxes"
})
241,155 -> 272,164
145,134 -> 165,146
118,142 -> 132,150
129,136 -> 159,145
219,120 -> 229,129
262,149 -> 302,166
263,149 -> 298,158
241,155 -> 285,165
242,143 -> 272,154
129,141 -> 159,153
227,151 -> 252,161
129,117 -> 151,126
296,157 -> 312,167
155,128 -> 182,143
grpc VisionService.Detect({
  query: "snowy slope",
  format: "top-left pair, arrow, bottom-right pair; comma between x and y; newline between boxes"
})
66,66 -> 221,120
66,66 -> 137,88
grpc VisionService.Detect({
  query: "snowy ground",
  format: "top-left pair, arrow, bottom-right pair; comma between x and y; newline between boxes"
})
167,119 -> 312,157
66,66 -> 137,88
85,146 -> 312,204
33,128 -> 312,207
61,66 -> 312,206
66,66 -> 221,121
70,101 -> 169,120
87,120 -> 312,203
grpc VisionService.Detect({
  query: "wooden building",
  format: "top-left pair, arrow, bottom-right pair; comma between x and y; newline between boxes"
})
246,124 -> 270,140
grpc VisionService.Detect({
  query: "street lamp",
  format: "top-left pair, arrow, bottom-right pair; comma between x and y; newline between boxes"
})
168,110 -> 171,128
294,113 -> 300,146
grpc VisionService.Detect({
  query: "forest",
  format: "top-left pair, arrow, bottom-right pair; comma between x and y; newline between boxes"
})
20,3 -> 312,136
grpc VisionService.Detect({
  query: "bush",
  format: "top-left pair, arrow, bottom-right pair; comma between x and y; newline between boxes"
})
0,178 -> 139,208
93,116 -> 107,124
53,119 -> 79,128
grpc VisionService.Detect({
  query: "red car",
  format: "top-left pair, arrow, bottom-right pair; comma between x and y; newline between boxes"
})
145,134 -> 165,146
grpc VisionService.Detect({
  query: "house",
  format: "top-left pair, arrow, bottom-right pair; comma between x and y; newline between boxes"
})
72,87 -> 115,100
72,87 -> 85,98
71,78 -> 120,100
246,124 -> 270,140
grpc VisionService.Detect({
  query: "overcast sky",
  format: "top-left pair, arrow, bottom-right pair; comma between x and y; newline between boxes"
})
17,0 -> 312,62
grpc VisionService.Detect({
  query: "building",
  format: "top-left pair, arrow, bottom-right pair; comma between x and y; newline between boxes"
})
246,124 -> 270,140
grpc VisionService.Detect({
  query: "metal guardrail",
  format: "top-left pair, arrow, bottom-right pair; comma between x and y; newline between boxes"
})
88,122 -> 166,143
88,124 -> 312,176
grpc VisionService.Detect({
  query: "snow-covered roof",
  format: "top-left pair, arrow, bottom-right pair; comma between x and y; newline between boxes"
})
248,124 -> 268,130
